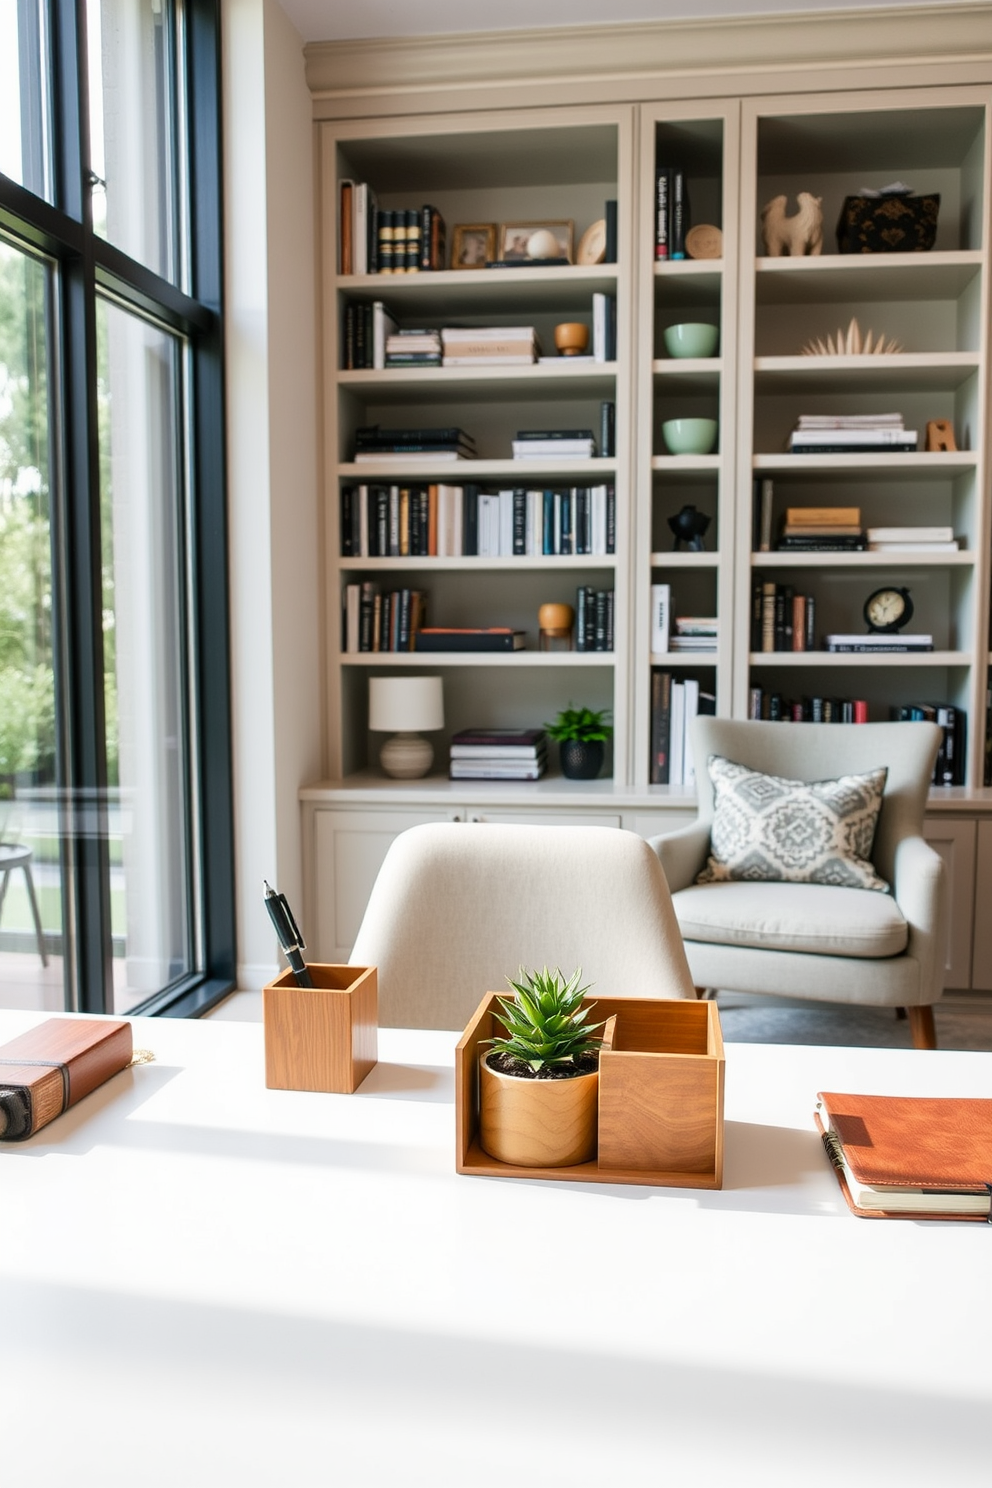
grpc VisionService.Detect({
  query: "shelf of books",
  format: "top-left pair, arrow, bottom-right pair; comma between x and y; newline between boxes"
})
322,105 -> 635,782
734,88 -> 991,785
636,101 -> 740,790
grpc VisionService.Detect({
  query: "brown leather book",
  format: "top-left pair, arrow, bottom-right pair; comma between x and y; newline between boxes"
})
815,1091 -> 992,1222
0,1018 -> 133,1141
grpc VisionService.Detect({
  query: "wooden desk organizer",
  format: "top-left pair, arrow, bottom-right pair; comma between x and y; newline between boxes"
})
456,994 -> 724,1188
263,963 -> 377,1094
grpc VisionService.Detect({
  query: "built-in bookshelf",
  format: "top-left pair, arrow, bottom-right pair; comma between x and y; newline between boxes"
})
318,84 -> 992,794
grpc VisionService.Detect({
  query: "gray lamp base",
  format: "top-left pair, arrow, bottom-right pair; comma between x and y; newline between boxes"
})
380,731 -> 434,779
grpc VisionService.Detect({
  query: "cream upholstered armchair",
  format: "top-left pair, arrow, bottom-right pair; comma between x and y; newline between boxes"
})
349,822 -> 696,1029
650,718 -> 947,1049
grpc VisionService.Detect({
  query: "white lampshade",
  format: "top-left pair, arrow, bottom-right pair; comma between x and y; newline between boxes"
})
369,676 -> 444,732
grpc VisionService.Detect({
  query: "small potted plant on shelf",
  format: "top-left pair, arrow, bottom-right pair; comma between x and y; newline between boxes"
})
544,705 -> 613,780
479,966 -> 610,1168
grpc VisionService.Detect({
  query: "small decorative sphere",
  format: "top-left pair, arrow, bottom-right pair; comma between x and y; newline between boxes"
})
527,228 -> 560,259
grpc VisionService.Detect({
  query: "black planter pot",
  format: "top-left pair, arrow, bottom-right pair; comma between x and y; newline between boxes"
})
559,738 -> 605,780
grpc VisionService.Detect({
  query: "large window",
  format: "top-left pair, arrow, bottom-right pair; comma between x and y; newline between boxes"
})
0,0 -> 233,1016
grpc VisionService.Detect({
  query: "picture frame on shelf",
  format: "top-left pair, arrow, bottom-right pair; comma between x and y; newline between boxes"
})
450,223 -> 497,269
498,219 -> 574,263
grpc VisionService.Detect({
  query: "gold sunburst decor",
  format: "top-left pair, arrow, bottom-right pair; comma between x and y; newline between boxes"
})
801,316 -> 902,356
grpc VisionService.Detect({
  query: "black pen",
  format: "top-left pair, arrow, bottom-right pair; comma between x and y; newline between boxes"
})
263,880 -> 314,987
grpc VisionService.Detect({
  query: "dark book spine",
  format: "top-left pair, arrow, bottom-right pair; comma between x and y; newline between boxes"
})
600,400 -> 615,458
655,167 -> 671,260
804,593 -> 817,651
781,584 -> 794,650
560,489 -> 573,555
341,486 -> 354,556
604,199 -> 617,264
750,579 -> 763,651
359,582 -> 377,652
512,488 -> 527,556
405,209 -> 421,272
463,483 -> 478,556
594,589 -> 607,650
605,588 -> 615,651
377,210 -> 395,275
374,486 -> 389,556
606,484 -> 616,554
543,490 -> 555,556
575,486 -> 590,555
650,670 -> 671,784
671,170 -> 687,259
575,585 -> 588,652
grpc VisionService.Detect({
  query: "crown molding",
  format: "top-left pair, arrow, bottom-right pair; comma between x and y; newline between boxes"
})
304,3 -> 992,106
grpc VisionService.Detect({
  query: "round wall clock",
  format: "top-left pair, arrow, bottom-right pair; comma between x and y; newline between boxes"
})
864,585 -> 914,633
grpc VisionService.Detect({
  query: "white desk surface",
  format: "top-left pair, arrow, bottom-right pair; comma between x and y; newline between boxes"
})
1,1010 -> 989,1488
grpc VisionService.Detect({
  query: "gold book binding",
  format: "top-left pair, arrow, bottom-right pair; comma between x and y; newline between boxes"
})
0,1018 -> 133,1141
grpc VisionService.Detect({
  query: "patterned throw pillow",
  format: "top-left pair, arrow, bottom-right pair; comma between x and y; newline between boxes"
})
697,755 -> 890,892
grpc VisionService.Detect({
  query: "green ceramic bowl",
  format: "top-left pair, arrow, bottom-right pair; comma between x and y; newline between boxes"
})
664,322 -> 720,359
662,417 -> 718,455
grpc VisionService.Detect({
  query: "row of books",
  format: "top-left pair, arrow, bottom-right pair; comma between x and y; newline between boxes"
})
339,182 -> 445,275
788,413 -> 918,455
343,583 -> 427,653
448,727 -> 547,781
654,167 -> 689,261
649,672 -> 715,785
751,582 -> 818,652
748,689 -> 870,722
340,483 -> 617,558
893,703 -> 965,785
650,584 -> 719,654
575,586 -> 615,652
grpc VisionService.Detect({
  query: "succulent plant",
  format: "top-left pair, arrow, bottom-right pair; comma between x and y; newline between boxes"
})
487,966 -> 606,1073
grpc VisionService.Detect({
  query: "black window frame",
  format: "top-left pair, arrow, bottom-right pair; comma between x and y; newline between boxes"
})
0,0 -> 235,1017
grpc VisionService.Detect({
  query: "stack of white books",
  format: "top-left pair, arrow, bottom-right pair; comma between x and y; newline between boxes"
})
670,617 -> 719,652
788,413 -> 917,454
441,326 -> 539,366
866,525 -> 960,553
512,429 -> 597,459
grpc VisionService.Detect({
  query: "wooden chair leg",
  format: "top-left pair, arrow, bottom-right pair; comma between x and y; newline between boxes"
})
907,1006 -> 937,1050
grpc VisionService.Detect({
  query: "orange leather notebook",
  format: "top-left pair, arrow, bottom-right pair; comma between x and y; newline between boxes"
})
0,1018 -> 133,1142
815,1091 -> 992,1222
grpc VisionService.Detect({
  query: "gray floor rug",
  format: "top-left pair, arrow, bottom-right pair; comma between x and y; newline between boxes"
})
716,995 -> 992,1051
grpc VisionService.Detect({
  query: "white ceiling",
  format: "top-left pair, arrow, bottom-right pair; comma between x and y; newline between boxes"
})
276,0 -> 958,44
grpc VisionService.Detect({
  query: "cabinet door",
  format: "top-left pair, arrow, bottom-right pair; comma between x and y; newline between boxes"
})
970,819 -> 992,991
922,817 -> 976,991
311,808 -> 457,961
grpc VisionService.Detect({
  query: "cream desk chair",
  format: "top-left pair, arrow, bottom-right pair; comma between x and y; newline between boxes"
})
651,718 -> 946,1049
349,821 -> 696,1029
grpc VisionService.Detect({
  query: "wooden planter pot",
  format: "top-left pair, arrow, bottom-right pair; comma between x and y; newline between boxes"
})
457,994 -> 724,1188
263,963 -> 377,1094
478,1054 -> 599,1167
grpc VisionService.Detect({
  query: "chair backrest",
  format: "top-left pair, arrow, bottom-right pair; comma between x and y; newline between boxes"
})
689,717 -> 941,883
349,822 -> 696,1028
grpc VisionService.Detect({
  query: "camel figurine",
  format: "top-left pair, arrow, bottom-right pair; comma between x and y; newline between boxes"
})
761,192 -> 824,256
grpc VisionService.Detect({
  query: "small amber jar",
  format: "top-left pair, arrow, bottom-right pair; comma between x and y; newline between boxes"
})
538,602 -> 575,652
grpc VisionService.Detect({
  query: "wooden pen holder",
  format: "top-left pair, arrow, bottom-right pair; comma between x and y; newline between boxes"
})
263,963 -> 377,1094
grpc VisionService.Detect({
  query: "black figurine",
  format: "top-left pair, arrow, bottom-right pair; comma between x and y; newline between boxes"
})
668,503 -> 710,551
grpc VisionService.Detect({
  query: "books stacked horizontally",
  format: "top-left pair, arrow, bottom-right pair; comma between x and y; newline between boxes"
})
788,413 -> 918,454
671,617 -> 718,653
825,632 -> 933,653
353,426 -> 475,463
649,673 -> 715,786
414,627 -> 526,652
512,428 -> 597,459
777,506 -> 865,552
448,727 -> 547,781
867,525 -> 960,553
441,326 -> 539,366
385,327 -> 442,367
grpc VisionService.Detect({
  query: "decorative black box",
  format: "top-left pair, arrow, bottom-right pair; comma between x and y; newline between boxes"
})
836,194 -> 940,253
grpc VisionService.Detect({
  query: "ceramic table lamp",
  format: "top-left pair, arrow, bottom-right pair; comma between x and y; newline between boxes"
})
369,675 -> 444,778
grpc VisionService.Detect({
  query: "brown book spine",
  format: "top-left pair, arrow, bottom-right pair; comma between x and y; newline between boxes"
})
339,182 -> 354,275
761,582 -> 776,653
792,594 -> 806,651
